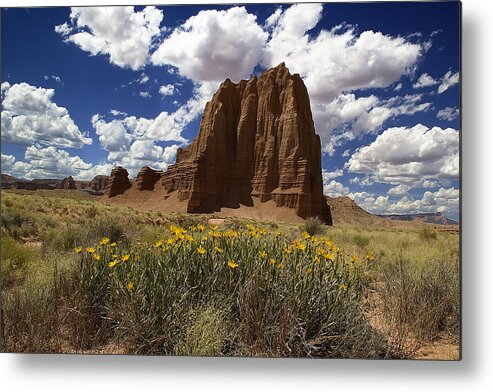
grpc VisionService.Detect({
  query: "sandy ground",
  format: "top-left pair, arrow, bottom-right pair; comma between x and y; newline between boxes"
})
105,189 -> 305,224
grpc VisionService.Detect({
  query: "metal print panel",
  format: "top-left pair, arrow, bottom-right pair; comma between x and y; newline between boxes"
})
0,1 -> 461,359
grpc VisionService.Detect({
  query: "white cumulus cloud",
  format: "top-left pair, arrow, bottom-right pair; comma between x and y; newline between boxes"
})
413,73 -> 438,88
159,84 -> 175,96
151,6 -> 267,83
314,93 -> 432,154
346,123 -> 459,186
2,145 -> 92,180
56,6 -> 164,70
1,82 -> 92,148
323,180 -> 351,198
263,4 -> 422,102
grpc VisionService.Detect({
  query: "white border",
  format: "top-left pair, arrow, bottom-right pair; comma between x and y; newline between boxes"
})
2,0 -> 492,391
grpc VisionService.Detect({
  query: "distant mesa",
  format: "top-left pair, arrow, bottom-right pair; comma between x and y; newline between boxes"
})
59,175 -> 77,190
1,173 -> 110,195
377,212 -> 458,226
327,196 -> 458,231
105,63 -> 332,224
1,174 -> 18,189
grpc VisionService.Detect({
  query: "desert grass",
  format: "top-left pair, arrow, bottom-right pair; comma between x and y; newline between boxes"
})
0,190 -> 459,358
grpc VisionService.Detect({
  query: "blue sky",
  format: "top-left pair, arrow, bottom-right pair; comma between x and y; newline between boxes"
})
1,2 -> 460,220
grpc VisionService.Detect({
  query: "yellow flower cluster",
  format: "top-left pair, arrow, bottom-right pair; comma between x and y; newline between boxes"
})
76,227 -> 373,296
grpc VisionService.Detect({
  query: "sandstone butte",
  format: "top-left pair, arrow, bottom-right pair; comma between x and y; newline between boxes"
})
106,63 -> 332,225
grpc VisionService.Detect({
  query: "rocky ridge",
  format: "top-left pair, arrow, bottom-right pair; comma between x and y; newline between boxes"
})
107,167 -> 132,197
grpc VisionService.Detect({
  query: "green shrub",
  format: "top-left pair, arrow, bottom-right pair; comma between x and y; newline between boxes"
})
419,226 -> 438,241
379,255 -> 459,355
3,197 -> 13,207
303,216 -> 324,237
44,226 -> 85,251
178,305 -> 229,356
352,233 -> 370,249
1,235 -> 36,287
76,223 -> 383,357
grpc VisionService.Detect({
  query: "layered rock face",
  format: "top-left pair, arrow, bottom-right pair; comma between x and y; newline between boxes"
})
106,167 -> 131,197
87,175 -> 110,192
106,64 -> 331,224
135,166 -> 164,191
59,176 -> 77,190
160,63 -> 331,223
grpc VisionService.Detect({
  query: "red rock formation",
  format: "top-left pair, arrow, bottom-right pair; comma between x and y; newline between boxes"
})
135,166 -> 164,191
87,175 -> 110,192
107,64 -> 332,224
106,167 -> 131,197
160,63 -> 331,223
59,176 -> 77,190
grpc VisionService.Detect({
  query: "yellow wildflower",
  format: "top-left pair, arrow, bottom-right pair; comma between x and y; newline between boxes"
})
167,238 -> 175,245
127,282 -> 134,290
185,234 -> 193,242
214,246 -> 223,254
224,230 -> 238,238
351,255 -> 359,263
314,255 -> 320,263
197,224 -> 205,232
108,260 -> 118,268
324,252 -> 335,262
86,247 -> 95,254
122,254 -> 130,262
155,240 -> 164,248
74,246 -> 83,254
99,237 -> 110,245
209,230 -> 220,238
170,225 -> 186,236
259,250 -> 267,259
227,260 -> 239,269
339,283 -> 347,290
209,224 -> 219,231
283,247 -> 293,255
112,254 -> 118,259
366,252 -> 375,262
278,263 -> 285,269
303,231 -> 311,240
189,225 -> 197,232
294,241 -> 306,251
269,258 -> 276,266
197,246 -> 206,255
275,231 -> 281,237
110,242 -> 117,247
307,267 -> 312,273
93,254 -> 101,261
